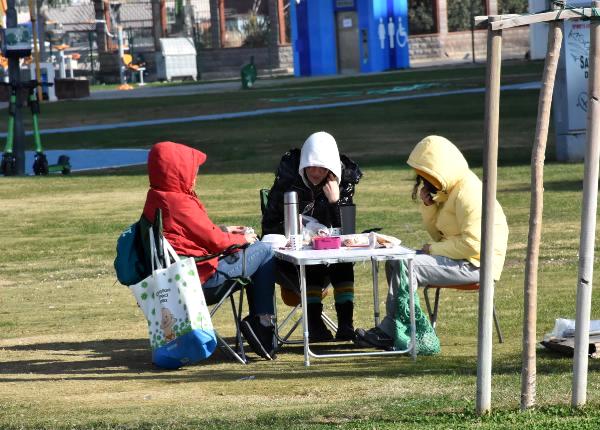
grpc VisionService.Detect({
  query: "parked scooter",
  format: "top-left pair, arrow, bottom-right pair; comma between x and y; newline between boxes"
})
1,80 -> 70,176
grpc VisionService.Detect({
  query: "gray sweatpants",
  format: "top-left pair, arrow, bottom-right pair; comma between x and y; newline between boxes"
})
378,254 -> 480,337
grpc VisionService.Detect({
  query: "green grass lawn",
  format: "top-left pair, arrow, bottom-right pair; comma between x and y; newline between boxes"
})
0,60 -> 599,429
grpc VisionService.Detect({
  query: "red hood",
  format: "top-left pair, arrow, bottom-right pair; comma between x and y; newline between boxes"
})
147,141 -> 207,193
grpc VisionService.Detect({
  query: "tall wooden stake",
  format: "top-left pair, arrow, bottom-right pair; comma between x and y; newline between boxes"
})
520,20 -> 563,411
572,0 -> 600,407
28,0 -> 43,102
477,16 -> 502,415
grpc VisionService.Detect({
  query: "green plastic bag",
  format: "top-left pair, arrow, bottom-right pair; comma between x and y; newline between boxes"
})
391,260 -> 440,356
241,57 -> 257,89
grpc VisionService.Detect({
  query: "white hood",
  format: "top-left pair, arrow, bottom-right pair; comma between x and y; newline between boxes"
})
298,131 -> 342,188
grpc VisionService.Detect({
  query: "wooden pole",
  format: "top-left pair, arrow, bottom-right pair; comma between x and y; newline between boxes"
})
520,19 -> 563,411
477,16 -> 502,415
277,0 -> 286,44
218,0 -> 226,48
28,0 -> 42,102
572,0 -> 600,408
151,0 -> 162,51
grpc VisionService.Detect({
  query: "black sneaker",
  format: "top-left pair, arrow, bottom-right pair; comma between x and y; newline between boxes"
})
335,324 -> 356,341
240,315 -> 275,360
354,327 -> 394,351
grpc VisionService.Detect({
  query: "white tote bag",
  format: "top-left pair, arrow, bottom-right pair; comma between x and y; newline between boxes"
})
129,227 -> 217,369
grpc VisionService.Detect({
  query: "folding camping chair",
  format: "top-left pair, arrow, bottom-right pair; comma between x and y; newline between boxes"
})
423,283 -> 504,343
139,209 -> 251,364
259,188 -> 337,350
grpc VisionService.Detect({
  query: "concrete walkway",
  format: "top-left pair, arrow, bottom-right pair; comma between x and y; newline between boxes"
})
87,58 -> 487,100
0,81 -> 541,138
21,149 -> 149,175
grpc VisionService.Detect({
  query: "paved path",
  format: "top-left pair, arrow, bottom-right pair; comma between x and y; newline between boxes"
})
0,81 -> 541,138
87,58 -> 484,100
21,149 -> 149,175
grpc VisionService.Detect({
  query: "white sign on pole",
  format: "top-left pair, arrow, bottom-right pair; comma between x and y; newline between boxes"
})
565,20 -> 590,132
553,2 -> 591,162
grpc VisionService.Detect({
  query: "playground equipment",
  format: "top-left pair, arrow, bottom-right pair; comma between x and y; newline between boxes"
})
0,80 -> 70,176
54,43 -> 69,79
28,62 -> 57,101
122,53 -> 146,85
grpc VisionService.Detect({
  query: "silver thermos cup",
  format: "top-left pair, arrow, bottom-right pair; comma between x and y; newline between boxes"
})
284,191 -> 300,238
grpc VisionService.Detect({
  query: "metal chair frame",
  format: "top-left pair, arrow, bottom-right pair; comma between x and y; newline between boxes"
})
272,290 -> 338,351
205,280 -> 249,364
423,283 -> 504,344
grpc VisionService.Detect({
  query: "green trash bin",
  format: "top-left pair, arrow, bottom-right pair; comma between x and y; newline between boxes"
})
241,56 -> 257,89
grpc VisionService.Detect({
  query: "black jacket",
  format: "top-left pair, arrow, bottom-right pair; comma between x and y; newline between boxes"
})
261,148 -> 362,236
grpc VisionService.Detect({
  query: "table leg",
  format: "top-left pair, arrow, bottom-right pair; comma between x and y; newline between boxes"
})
408,258 -> 417,361
299,264 -> 310,366
371,258 -> 380,326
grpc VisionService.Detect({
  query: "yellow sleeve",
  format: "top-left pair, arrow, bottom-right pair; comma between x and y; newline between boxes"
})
418,202 -> 442,242
428,187 -> 481,260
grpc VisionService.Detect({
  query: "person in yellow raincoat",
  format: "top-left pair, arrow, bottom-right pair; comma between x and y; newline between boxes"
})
355,135 -> 509,350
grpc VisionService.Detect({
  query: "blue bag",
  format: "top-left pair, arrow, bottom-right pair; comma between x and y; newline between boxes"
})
114,222 -> 148,286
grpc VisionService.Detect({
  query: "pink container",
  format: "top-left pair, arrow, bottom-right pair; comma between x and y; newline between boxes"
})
312,236 -> 341,250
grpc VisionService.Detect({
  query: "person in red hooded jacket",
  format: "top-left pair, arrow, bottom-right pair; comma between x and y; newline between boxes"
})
143,141 -> 277,360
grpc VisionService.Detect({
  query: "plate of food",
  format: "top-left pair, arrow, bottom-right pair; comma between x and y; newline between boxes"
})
341,234 -> 371,248
372,233 -> 401,248
341,233 -> 401,249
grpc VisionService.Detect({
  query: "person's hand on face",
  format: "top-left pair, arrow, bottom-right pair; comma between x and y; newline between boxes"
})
419,186 -> 435,206
323,173 -> 340,204
305,167 -> 340,203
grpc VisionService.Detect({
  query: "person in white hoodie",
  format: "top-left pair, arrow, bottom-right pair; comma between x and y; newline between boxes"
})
262,132 -> 363,342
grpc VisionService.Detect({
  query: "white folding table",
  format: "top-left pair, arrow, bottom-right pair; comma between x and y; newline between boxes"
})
274,245 -> 417,366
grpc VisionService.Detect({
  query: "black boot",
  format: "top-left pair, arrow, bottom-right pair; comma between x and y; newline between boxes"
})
335,301 -> 355,341
240,315 -> 276,360
307,303 -> 333,342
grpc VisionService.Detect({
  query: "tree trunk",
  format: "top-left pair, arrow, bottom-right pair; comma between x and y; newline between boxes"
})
151,0 -> 162,51
93,0 -> 108,53
209,0 -> 220,48
520,20 -> 562,411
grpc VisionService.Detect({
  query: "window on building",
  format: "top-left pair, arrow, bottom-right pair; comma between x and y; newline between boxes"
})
222,0 -> 270,48
448,0 -> 486,32
192,0 -> 213,48
497,0 -> 527,14
409,0 -> 437,35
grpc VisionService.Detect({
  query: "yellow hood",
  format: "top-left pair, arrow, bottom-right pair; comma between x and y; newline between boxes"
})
407,136 -> 469,193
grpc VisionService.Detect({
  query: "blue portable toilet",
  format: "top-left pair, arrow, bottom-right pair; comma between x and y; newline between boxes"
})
290,0 -> 410,77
